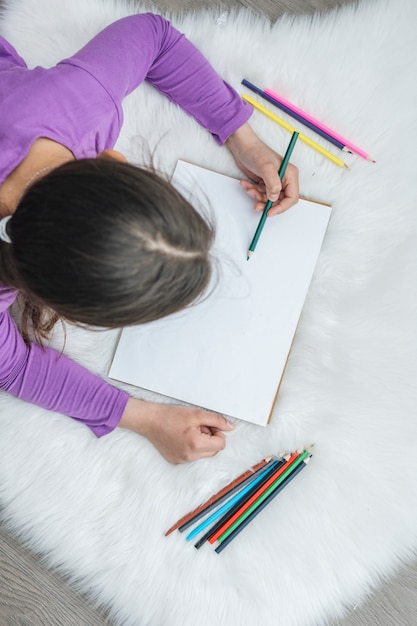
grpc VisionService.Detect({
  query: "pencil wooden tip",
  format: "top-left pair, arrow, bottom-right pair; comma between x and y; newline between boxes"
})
368,156 -> 376,163
343,164 -> 351,170
246,251 -> 253,260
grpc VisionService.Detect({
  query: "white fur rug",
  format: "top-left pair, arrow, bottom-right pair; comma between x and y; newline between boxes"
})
1,0 -> 417,624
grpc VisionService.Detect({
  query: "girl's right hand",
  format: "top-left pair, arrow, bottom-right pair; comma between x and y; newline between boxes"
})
225,122 -> 299,216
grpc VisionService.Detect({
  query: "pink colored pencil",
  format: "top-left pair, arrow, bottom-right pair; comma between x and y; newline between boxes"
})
264,87 -> 375,162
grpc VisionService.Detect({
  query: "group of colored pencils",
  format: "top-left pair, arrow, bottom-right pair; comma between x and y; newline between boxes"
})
165,446 -> 313,554
241,78 -> 375,168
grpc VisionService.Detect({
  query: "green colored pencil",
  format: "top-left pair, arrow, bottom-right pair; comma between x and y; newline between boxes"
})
247,131 -> 299,260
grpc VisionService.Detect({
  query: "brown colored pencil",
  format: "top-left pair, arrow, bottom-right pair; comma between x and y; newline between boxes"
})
164,456 -> 272,536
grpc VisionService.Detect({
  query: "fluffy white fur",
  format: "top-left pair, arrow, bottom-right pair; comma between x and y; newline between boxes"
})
0,0 -> 416,624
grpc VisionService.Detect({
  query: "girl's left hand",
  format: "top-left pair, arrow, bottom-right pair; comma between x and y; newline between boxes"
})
225,122 -> 299,216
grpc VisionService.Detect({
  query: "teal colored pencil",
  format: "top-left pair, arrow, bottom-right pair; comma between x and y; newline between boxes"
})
247,131 -> 299,260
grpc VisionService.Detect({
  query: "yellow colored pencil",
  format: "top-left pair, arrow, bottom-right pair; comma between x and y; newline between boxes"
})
242,93 -> 350,170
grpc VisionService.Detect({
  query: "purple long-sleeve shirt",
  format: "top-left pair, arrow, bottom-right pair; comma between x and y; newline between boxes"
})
0,13 -> 252,436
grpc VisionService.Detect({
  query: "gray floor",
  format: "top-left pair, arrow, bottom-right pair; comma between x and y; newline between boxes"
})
1,0 -> 417,624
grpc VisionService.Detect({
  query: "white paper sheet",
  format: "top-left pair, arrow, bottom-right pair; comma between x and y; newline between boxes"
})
109,161 -> 331,425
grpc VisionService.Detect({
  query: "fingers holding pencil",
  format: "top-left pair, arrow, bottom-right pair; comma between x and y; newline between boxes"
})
240,159 -> 299,216
225,122 -> 299,215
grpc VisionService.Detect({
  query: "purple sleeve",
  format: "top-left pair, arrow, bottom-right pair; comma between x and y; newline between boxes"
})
62,13 -> 252,145
0,287 -> 129,437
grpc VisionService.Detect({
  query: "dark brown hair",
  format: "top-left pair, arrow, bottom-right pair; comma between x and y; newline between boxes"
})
0,159 -> 215,343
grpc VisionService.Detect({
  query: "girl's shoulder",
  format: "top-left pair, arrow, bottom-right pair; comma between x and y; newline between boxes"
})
0,282 -> 17,312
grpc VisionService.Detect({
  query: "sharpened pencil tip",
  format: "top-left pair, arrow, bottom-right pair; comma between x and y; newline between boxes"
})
344,164 -> 351,170
368,156 -> 376,163
246,252 -> 252,261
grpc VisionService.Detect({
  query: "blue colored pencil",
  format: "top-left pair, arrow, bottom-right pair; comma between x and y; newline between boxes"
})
185,458 -> 283,541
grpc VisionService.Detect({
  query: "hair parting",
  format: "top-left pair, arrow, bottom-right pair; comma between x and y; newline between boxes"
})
0,158 -> 216,344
